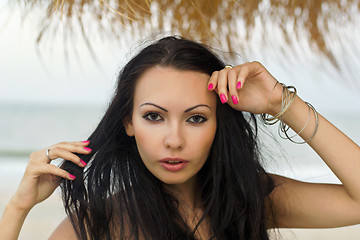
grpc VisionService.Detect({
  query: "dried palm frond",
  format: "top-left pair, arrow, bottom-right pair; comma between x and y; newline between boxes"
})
14,0 -> 360,69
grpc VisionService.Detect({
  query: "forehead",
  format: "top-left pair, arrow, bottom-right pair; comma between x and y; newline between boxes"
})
133,66 -> 217,108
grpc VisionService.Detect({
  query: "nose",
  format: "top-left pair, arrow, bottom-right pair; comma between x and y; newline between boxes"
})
164,121 -> 185,150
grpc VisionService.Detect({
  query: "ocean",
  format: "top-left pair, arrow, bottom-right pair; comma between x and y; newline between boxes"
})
0,103 -> 106,196
0,103 -> 360,239
1,103 -> 360,178
1,102 -> 359,187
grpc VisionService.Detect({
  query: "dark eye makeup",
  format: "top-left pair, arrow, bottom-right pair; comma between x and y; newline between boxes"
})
186,114 -> 207,124
143,112 -> 164,122
142,112 -> 207,124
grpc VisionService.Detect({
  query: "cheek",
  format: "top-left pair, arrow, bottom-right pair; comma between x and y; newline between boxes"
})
189,123 -> 216,156
199,129 -> 215,147
132,123 -> 161,159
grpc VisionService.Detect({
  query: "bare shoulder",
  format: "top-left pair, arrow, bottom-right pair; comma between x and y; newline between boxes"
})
48,217 -> 78,240
47,193 -> 139,239
267,174 -> 360,228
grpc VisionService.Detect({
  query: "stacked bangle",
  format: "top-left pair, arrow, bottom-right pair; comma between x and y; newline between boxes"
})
261,82 -> 319,144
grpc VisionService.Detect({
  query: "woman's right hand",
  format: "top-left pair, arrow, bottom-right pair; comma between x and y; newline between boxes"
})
10,141 -> 92,211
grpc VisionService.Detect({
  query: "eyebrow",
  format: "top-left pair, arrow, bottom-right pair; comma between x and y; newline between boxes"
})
139,103 -> 211,112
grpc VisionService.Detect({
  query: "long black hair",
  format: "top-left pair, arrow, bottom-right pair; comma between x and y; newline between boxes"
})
61,36 -> 275,240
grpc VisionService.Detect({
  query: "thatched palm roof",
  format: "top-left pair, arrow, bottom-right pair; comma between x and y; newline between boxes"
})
16,0 -> 360,71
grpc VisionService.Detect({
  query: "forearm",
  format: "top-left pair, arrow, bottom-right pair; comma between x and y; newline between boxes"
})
0,198 -> 31,240
280,95 -> 360,201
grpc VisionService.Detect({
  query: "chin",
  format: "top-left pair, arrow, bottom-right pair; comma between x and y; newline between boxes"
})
157,174 -> 196,186
160,178 -> 188,185
160,179 -> 186,185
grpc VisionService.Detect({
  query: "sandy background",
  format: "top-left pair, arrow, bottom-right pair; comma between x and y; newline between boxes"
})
2,196 -> 360,239
1,168 -> 359,240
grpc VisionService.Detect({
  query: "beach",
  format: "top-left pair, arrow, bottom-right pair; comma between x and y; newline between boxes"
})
0,159 -> 65,239
5,198 -> 360,240
1,104 -> 360,239
2,177 -> 360,239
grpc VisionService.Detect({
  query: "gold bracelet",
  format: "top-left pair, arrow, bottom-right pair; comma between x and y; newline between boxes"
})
261,83 -> 319,144
261,83 -> 297,125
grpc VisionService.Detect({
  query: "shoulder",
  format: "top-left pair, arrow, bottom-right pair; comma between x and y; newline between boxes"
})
267,174 -> 360,228
47,193 -> 139,239
48,217 -> 78,240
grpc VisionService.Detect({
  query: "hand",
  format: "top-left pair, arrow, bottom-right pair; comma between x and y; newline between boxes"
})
10,141 -> 92,211
208,61 -> 283,115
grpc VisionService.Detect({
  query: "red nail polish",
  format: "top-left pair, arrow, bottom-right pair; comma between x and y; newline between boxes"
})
220,94 -> 227,104
208,83 -> 213,90
84,147 -> 92,152
69,174 -> 76,180
232,95 -> 238,105
237,82 -> 242,89
80,159 -> 87,166
82,140 -> 90,143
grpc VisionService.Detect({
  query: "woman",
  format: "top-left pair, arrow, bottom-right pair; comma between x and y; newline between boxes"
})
1,36 -> 360,240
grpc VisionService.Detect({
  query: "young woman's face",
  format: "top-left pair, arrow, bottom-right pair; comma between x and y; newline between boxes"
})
125,66 -> 217,185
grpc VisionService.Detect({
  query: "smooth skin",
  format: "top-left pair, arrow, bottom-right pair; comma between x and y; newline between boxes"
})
124,67 -> 217,201
0,141 -> 91,240
1,62 -> 360,239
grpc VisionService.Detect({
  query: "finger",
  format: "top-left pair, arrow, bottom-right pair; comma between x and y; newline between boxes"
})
50,142 -> 92,155
217,69 -> 229,104
208,71 -> 219,91
47,141 -> 90,154
236,64 -> 250,91
227,68 -> 239,105
52,141 -> 92,151
36,164 -> 76,180
47,147 -> 88,167
64,140 -> 91,146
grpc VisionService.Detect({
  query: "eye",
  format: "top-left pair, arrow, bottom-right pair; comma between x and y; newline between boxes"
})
143,112 -> 164,122
187,114 -> 207,124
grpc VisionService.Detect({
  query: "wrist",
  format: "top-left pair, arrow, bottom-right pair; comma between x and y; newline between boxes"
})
8,196 -> 32,215
266,82 -> 284,116
262,83 -> 298,125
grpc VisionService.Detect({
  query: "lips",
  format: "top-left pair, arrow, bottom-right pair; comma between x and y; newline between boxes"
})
165,160 -> 181,164
159,158 -> 189,172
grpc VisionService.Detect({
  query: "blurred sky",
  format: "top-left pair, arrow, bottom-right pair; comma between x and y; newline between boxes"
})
0,3 -> 125,107
0,2 -> 360,114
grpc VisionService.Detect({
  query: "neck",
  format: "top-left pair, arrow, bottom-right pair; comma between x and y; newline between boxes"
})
162,176 -> 210,239
162,176 -> 201,211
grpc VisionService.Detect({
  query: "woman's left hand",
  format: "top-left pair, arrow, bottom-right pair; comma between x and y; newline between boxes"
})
207,61 -> 282,115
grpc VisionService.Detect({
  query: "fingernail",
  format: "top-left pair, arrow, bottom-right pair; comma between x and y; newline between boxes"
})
82,140 -> 90,143
80,159 -> 87,166
84,147 -> 92,152
231,95 -> 238,105
237,82 -> 242,89
69,174 -> 76,180
220,94 -> 227,104
208,83 -> 213,90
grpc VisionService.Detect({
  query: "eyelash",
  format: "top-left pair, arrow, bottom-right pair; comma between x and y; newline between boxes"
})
187,114 -> 207,124
142,112 -> 207,124
143,112 -> 163,122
